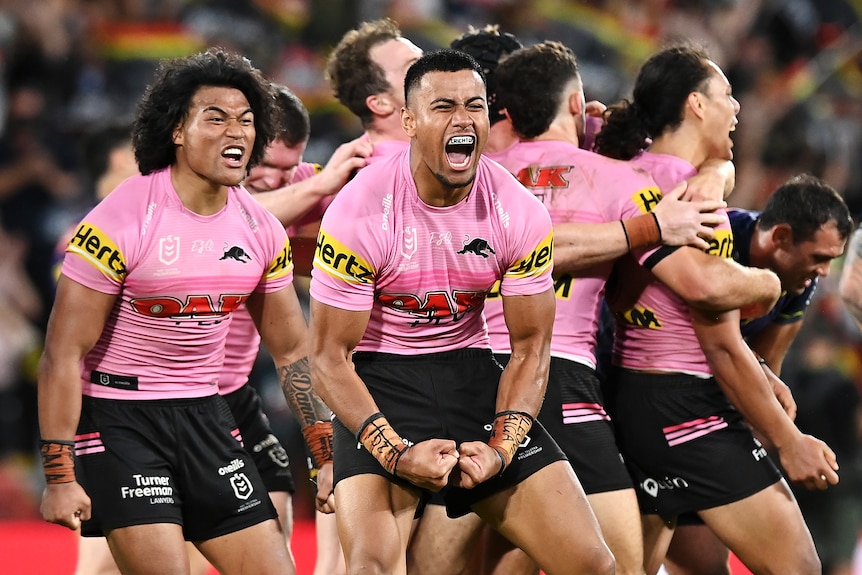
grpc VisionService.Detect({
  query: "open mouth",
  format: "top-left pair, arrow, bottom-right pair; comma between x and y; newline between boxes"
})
445,135 -> 475,169
222,146 -> 245,167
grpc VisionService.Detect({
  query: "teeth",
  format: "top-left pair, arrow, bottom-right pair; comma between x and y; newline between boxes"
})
448,136 -> 474,146
224,147 -> 242,156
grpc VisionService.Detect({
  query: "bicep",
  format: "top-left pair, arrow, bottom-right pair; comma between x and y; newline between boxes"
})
501,288 -> 555,349
44,275 -> 116,361
246,286 -> 309,364
308,297 -> 371,361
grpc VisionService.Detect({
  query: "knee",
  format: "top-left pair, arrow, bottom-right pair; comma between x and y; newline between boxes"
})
345,549 -> 402,575
579,546 -> 616,575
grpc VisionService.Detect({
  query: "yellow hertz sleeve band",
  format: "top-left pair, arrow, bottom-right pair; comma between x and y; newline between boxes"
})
630,185 -> 663,214
504,230 -> 554,280
266,236 -> 294,281
706,229 -> 734,259
67,222 -> 127,282
313,229 -> 376,285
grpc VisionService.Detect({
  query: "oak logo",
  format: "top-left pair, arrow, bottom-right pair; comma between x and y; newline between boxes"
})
379,290 -> 485,326
505,231 -> 553,279
68,222 -> 127,281
314,230 -> 374,284
130,294 -> 249,317
515,165 -> 572,189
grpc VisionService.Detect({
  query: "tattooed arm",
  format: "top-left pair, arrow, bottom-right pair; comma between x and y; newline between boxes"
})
839,227 -> 862,331
247,287 -> 335,509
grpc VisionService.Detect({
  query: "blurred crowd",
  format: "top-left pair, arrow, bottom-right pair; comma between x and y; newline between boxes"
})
1,0 -> 862,570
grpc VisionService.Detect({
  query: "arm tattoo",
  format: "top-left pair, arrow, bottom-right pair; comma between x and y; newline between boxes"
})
278,356 -> 332,427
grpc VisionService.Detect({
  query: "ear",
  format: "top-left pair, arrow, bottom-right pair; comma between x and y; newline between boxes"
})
172,122 -> 183,145
568,91 -> 584,117
686,91 -> 706,121
366,93 -> 395,117
771,223 -> 794,248
401,106 -> 416,137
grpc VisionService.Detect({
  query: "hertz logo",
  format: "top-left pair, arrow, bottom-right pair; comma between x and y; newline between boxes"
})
706,229 -> 734,259
505,230 -> 553,279
266,237 -> 294,281
314,229 -> 374,284
67,222 -> 127,281
630,186 -> 663,214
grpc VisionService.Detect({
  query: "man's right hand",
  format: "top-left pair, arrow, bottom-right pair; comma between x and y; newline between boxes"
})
41,481 -> 91,530
652,181 -> 727,250
395,438 -> 459,492
777,432 -> 840,491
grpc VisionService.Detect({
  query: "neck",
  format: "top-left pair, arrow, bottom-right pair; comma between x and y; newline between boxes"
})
409,150 -> 472,208
170,165 -> 229,215
534,118 -> 579,147
649,126 -> 707,167
365,117 -> 410,146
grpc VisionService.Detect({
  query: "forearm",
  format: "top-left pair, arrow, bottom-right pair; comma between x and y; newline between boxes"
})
693,308 -> 798,448
655,249 -> 780,312
554,218 -> 656,273
37,355 -> 83,441
309,354 -> 381,434
254,178 -> 330,227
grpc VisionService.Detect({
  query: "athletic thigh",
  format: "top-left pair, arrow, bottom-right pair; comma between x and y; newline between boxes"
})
586,489 -> 644,575
699,479 -> 820,574
334,473 -> 422,575
195,519 -> 295,575
473,460 -> 614,575
407,504 -> 484,575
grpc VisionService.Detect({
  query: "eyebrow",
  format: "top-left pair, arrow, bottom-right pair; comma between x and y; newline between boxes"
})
430,96 -> 485,106
201,105 -> 254,116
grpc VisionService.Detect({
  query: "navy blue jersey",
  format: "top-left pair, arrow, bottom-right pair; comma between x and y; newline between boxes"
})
730,209 -> 816,338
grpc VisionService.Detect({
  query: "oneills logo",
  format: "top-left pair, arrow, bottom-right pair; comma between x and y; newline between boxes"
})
67,222 -> 126,281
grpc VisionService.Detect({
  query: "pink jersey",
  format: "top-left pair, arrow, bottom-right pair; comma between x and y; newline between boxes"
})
611,152 -> 734,376
366,139 -> 409,165
311,147 -> 554,353
486,140 -> 663,366
62,168 -> 293,400
220,161 -> 320,395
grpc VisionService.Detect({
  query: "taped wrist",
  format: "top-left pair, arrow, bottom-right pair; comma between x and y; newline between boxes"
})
357,412 -> 409,475
302,421 -> 334,471
487,410 -> 534,475
621,212 -> 662,250
40,440 -> 76,484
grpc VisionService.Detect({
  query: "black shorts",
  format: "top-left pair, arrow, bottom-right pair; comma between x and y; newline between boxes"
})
521,355 -> 632,494
76,395 -> 277,540
222,384 -> 295,494
609,369 -> 782,520
333,348 -> 567,518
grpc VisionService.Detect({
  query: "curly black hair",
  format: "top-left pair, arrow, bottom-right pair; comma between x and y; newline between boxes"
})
133,47 -> 277,175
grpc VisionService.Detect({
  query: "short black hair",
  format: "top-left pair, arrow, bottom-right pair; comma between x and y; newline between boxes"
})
450,25 -> 522,125
404,49 -> 485,106
758,173 -> 853,242
272,84 -> 310,147
81,121 -> 132,186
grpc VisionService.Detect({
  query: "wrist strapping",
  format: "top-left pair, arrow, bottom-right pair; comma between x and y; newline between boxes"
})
40,439 -> 76,485
621,212 -> 662,250
302,421 -> 334,470
487,410 -> 534,476
357,412 -> 409,475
